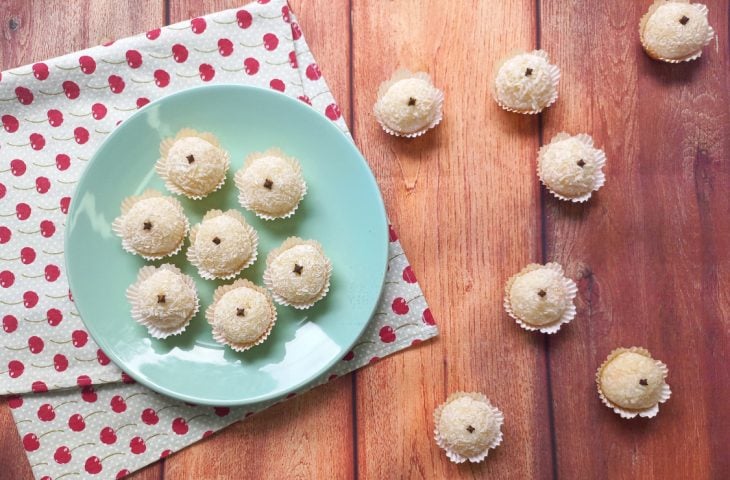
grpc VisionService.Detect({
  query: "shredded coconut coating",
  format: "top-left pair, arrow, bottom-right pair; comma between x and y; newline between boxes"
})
437,396 -> 501,459
495,53 -> 557,112
236,155 -> 304,218
600,352 -> 666,410
374,78 -> 442,134
539,136 -> 601,198
135,269 -> 197,329
509,266 -> 570,326
166,137 -> 227,196
214,287 -> 273,345
642,2 -> 713,60
121,197 -> 186,256
193,214 -> 255,277
269,244 -> 329,304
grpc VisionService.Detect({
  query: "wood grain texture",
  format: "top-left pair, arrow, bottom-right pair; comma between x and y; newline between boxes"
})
0,399 -> 34,480
540,1 -> 730,479
351,1 -> 553,478
161,1 -> 355,480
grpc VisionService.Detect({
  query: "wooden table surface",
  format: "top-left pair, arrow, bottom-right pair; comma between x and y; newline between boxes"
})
1,1 -> 728,478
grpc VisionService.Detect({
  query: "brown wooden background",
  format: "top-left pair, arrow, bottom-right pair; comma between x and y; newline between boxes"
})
1,1 -> 728,478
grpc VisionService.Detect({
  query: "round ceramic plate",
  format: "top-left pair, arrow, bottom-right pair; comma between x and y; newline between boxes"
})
65,85 -> 388,406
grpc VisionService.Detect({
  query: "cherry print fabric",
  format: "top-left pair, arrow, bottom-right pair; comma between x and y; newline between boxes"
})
0,1 -> 438,477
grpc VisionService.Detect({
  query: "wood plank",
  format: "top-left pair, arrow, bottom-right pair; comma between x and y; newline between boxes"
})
540,0 -> 730,478
351,1 -> 553,478
0,399 -> 34,480
0,1 -> 164,479
162,1 -> 355,479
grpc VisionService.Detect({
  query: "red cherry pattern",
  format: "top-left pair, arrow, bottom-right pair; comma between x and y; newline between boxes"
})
218,38 -> 234,56
199,63 -> 215,81
78,55 -> 96,74
54,353 -> 69,371
109,395 -> 127,414
172,44 -> 188,63
237,9 -> 253,29
62,80 -> 80,99
54,445 -> 72,463
306,63 -> 321,80
270,78 -> 285,92
3,114 -> 19,133
244,57 -> 259,75
191,17 -> 207,34
3,314 -> 18,333
126,50 -> 142,69
146,28 -> 161,40
379,326 -> 396,343
33,63 -> 49,81
10,158 -> 26,176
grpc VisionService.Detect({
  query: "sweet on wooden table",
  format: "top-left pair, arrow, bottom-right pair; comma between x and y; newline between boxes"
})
1,0 -> 728,479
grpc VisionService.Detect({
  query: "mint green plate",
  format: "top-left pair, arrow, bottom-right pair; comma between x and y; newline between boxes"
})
65,85 -> 387,406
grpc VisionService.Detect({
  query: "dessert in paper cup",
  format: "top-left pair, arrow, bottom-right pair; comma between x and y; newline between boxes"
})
112,189 -> 189,260
156,128 -> 230,200
538,132 -> 607,203
373,69 -> 444,138
493,50 -> 560,114
187,209 -> 258,280
235,148 -> 307,220
264,237 -> 332,309
206,279 -> 277,352
504,262 -> 577,334
596,347 -> 671,419
639,0 -> 715,63
126,264 -> 199,339
433,392 -> 504,464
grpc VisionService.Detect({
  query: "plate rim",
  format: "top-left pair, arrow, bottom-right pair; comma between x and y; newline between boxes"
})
64,84 -> 389,406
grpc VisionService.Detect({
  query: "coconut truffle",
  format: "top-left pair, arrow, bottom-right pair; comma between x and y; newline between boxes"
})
112,190 -> 188,260
373,69 -> 444,137
538,133 -> 607,202
235,148 -> 306,220
504,262 -> 577,334
126,264 -> 199,339
264,237 -> 332,309
187,209 -> 258,280
640,1 -> 715,63
434,392 -> 504,464
494,50 -> 560,114
206,279 -> 277,352
156,129 -> 230,199
597,347 -> 671,418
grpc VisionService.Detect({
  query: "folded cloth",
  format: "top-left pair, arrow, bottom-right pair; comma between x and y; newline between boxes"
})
0,1 -> 438,478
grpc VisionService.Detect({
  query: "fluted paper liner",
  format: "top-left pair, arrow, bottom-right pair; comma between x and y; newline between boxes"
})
126,264 -> 199,339
538,132 -> 607,203
596,347 -> 672,419
156,128 -> 231,200
111,189 -> 189,261
263,237 -> 332,309
187,209 -> 259,280
504,262 -> 577,334
639,1 -> 715,63
234,148 -> 307,221
493,50 -> 560,114
374,69 -> 444,138
206,279 -> 277,352
433,392 -> 504,464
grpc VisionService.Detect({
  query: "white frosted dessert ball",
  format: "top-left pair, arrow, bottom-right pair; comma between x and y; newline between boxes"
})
374,70 -> 443,137
641,1 -> 714,62
235,150 -> 306,220
494,50 -> 559,114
